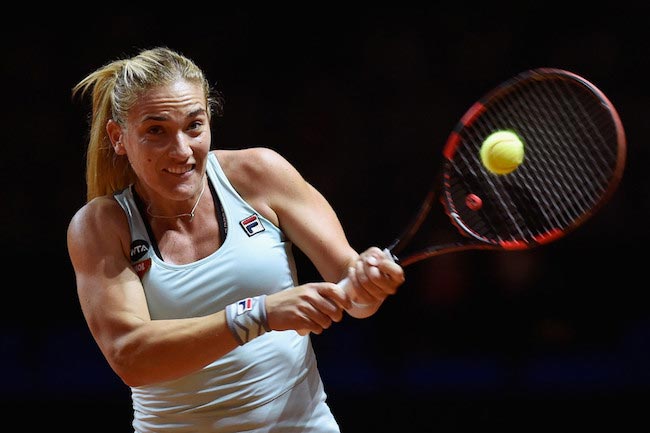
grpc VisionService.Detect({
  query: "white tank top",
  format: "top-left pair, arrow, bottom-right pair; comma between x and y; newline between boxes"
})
114,152 -> 334,432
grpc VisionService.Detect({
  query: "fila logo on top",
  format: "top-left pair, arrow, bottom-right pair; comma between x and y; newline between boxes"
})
240,214 -> 265,237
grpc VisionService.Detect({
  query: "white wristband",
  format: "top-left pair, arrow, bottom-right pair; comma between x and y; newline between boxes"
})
225,295 -> 270,345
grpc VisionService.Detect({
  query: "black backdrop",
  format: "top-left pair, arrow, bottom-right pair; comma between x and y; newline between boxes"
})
2,6 -> 649,432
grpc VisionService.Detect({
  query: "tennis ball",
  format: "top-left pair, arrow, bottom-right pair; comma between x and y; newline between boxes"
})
480,130 -> 525,175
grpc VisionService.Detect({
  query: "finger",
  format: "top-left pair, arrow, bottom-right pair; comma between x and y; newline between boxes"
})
366,261 -> 403,291
294,308 -> 331,335
349,264 -> 376,301
317,283 -> 352,311
305,308 -> 335,331
359,251 -> 405,296
368,251 -> 405,286
352,264 -> 385,302
304,285 -> 346,325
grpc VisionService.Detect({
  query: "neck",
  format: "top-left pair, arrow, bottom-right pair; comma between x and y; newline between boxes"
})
146,177 -> 207,221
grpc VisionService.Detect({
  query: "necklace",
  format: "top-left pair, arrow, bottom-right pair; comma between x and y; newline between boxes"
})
146,178 -> 207,221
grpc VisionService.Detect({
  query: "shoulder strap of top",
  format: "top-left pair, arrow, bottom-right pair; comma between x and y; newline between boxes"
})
113,186 -> 156,264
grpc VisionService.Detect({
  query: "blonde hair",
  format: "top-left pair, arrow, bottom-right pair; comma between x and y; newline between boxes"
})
72,47 -> 223,201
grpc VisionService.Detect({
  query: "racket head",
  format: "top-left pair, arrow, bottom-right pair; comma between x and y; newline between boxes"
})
440,68 -> 626,251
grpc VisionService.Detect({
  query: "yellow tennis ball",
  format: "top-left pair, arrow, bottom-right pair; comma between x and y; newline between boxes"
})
480,130 -> 525,175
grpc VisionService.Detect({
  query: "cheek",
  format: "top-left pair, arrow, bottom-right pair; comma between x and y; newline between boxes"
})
198,130 -> 211,147
126,144 -> 156,165
124,150 -> 154,175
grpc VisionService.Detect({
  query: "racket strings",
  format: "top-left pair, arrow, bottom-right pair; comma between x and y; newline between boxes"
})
516,80 -> 598,226
459,83 -> 571,239
523,79 -> 618,220
530,79 -> 614,205
455,86 -> 566,240
446,71 -> 622,245
490,83 -> 570,233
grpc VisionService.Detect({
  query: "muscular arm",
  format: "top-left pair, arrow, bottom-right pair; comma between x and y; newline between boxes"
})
67,197 -> 240,387
221,148 -> 404,318
221,148 -> 357,282
68,193 -> 351,387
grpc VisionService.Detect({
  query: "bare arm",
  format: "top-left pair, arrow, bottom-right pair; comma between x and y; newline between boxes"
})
221,148 -> 405,319
67,197 -> 240,386
68,194 -> 352,387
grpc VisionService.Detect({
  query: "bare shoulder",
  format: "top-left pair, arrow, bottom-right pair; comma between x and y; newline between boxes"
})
215,147 -> 294,178
68,195 -> 127,234
214,148 -> 303,195
67,195 -> 130,258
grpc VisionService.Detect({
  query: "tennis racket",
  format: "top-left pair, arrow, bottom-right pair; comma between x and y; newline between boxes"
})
340,67 -> 626,309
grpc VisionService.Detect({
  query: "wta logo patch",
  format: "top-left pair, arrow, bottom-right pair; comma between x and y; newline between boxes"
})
130,239 -> 151,278
239,214 -> 265,237
130,239 -> 150,261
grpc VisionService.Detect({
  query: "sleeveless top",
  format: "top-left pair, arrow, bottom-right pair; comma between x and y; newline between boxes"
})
113,152 -> 331,432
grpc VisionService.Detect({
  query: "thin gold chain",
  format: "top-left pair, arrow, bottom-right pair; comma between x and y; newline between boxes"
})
146,177 -> 207,221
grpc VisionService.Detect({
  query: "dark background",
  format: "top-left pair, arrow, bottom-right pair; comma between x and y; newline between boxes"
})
2,6 -> 648,431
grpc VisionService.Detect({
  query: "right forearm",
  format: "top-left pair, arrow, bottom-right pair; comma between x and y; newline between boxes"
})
107,311 -> 239,387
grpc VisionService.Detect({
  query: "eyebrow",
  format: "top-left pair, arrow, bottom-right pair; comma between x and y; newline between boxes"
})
188,108 -> 207,118
142,108 -> 208,123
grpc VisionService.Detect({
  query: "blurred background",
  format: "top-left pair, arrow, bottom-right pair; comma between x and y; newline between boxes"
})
2,6 -> 648,431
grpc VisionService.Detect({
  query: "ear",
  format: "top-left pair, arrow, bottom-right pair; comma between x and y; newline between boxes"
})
106,119 -> 126,155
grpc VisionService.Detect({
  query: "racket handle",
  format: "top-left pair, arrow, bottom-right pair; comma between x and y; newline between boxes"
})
338,276 -> 372,308
296,248 -> 394,336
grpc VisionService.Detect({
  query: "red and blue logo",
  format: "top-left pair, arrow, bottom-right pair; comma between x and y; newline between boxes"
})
240,214 -> 265,236
236,298 -> 253,315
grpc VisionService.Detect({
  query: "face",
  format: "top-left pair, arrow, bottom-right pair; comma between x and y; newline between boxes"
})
107,79 -> 211,204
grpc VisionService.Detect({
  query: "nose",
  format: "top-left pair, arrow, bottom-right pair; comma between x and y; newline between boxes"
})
169,133 -> 193,159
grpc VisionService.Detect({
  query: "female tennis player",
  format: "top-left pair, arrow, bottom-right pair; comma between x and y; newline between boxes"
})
66,46 -> 404,433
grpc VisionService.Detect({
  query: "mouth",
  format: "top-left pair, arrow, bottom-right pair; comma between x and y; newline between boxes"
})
165,164 -> 195,175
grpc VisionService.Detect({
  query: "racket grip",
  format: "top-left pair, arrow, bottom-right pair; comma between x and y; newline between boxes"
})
296,248 -> 394,336
338,276 -> 371,308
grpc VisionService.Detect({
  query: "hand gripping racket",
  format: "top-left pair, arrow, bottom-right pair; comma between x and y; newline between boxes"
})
339,68 -> 626,311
